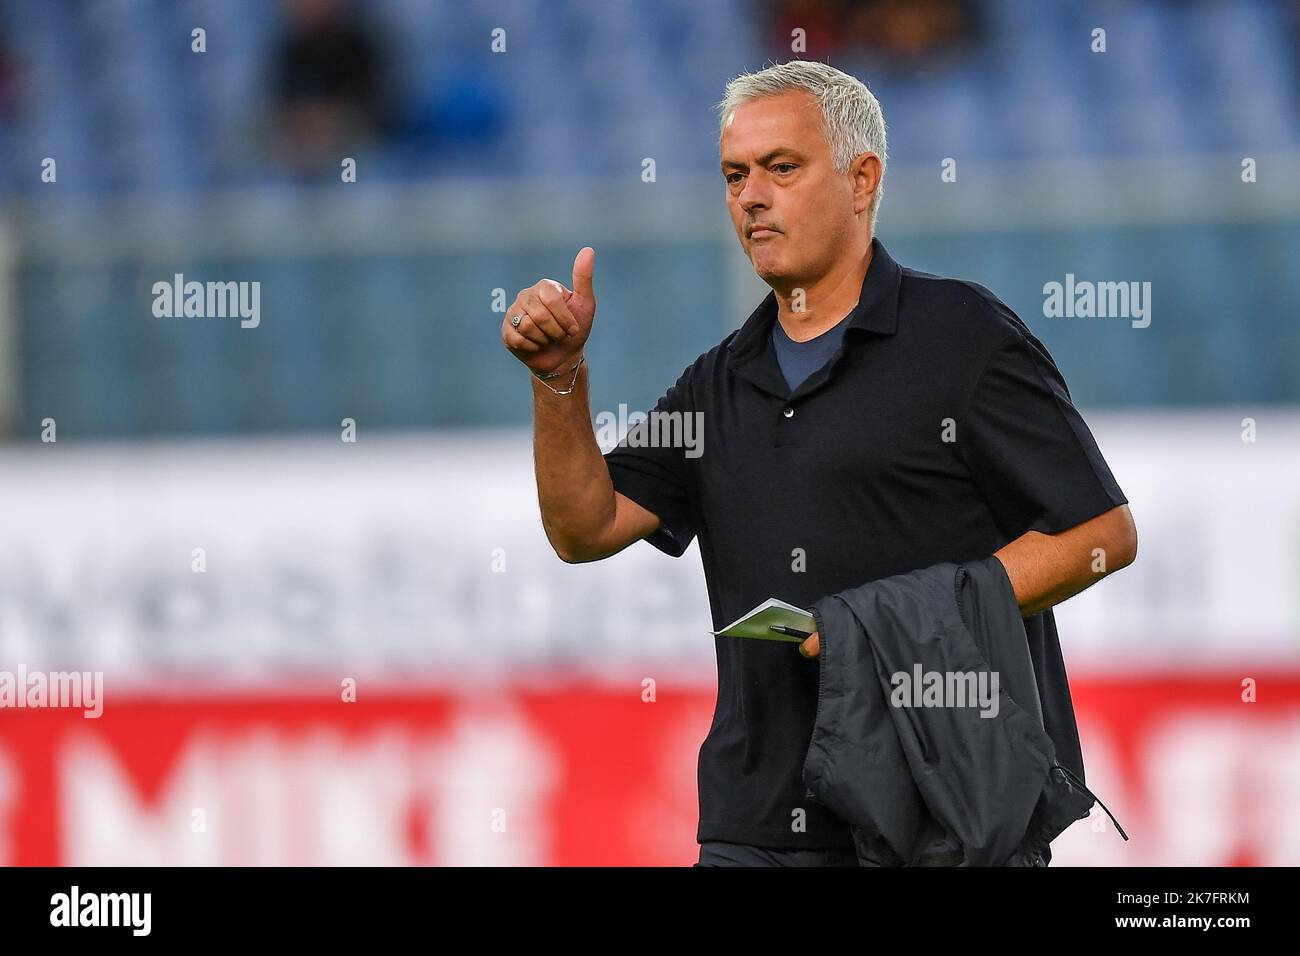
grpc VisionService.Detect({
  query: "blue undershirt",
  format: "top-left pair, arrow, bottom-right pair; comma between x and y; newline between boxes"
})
771,311 -> 854,392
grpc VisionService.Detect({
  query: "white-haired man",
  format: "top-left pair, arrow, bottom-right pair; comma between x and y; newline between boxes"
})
502,60 -> 1136,866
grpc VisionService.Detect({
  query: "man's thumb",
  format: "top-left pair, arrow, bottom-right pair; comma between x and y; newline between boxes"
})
571,247 -> 595,302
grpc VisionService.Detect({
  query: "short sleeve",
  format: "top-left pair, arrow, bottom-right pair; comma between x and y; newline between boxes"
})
603,363 -> 699,557
958,330 -> 1127,539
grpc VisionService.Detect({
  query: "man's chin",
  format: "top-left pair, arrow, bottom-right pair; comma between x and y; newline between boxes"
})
750,256 -> 787,283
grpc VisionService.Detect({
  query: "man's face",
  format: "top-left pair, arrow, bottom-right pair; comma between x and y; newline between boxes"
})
720,89 -> 861,285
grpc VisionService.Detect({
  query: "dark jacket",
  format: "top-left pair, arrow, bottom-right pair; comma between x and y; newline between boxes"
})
802,554 -> 1127,866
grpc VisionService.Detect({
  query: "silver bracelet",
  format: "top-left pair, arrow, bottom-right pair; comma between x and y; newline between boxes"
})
532,356 -> 581,380
532,356 -> 585,395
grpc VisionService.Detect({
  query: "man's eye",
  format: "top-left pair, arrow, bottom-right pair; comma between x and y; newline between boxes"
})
774,163 -> 796,173
725,173 -> 743,184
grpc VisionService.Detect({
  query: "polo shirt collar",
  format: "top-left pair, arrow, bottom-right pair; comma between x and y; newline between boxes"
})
726,236 -> 902,371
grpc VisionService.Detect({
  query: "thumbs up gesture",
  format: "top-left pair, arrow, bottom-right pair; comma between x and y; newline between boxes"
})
502,247 -> 596,378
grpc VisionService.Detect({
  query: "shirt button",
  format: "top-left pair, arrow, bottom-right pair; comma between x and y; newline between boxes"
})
782,406 -> 795,418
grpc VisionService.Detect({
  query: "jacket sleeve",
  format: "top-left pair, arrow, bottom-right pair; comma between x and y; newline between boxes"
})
957,329 -> 1128,539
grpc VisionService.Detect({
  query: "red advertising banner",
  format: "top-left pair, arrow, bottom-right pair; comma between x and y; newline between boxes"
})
1,675 -> 1296,866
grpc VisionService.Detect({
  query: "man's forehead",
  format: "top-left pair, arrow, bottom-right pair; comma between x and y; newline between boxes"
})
720,91 -> 822,158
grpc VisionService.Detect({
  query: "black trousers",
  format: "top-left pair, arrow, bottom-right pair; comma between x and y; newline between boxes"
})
694,840 -> 860,867
693,839 -> 1052,866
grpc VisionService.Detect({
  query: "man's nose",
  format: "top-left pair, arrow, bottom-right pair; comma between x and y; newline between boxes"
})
738,175 -> 769,212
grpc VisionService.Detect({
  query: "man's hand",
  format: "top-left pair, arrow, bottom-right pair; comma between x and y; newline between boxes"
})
502,247 -> 596,377
798,630 -> 820,659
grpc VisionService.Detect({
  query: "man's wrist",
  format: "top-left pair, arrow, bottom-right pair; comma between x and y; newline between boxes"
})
531,354 -> 585,381
530,354 -> 586,396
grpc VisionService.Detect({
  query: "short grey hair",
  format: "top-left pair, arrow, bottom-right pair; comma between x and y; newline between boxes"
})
716,60 -> 889,229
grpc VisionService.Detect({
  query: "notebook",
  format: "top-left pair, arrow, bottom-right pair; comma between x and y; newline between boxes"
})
710,598 -> 816,643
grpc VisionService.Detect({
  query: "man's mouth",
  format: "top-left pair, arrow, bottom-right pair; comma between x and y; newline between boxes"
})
749,226 -> 779,238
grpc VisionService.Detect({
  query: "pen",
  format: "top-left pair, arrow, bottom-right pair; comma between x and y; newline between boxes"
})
769,625 -> 812,638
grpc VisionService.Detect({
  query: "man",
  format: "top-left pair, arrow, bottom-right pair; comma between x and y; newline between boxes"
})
500,60 -> 1137,866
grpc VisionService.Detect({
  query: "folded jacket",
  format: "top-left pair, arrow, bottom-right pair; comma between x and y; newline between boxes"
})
802,554 -> 1127,866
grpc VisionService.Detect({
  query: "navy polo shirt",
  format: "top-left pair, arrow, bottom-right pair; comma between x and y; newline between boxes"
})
603,237 -> 1128,850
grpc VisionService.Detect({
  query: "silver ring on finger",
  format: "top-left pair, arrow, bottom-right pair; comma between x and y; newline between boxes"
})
511,314 -> 523,329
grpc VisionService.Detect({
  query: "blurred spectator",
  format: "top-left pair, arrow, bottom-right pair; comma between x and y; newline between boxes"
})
846,0 -> 981,64
0,38 -> 20,124
771,0 -> 982,68
271,0 -> 393,178
0,38 -> 21,193
769,0 -> 848,57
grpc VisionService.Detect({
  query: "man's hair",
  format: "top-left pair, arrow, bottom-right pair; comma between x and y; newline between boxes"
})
716,60 -> 889,230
